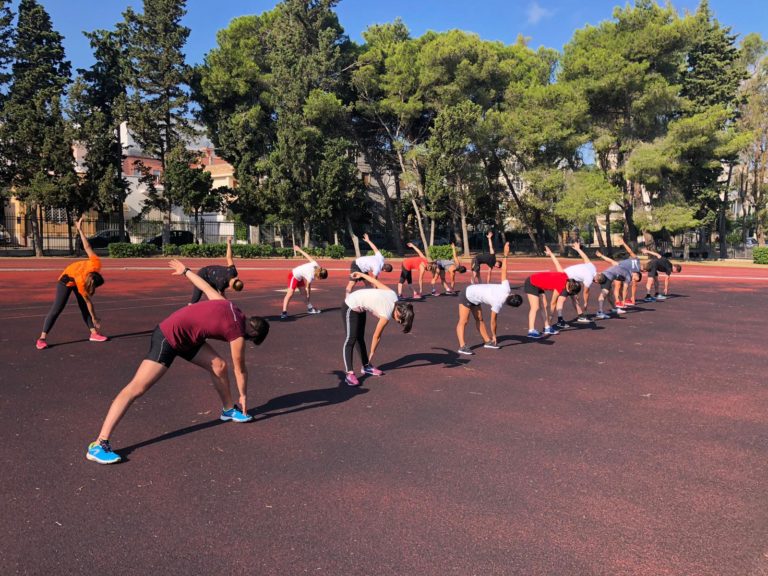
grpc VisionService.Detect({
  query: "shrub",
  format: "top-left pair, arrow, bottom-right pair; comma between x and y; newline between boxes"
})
428,245 -> 454,260
162,244 -> 180,256
275,247 -> 295,258
179,243 -> 226,258
108,242 -> 158,258
234,243 -> 274,258
754,246 -> 768,264
367,248 -> 394,259
325,244 -> 345,259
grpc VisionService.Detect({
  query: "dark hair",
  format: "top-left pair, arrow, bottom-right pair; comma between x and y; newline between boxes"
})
457,265 -> 467,274
318,268 -> 328,280
84,272 -> 105,296
566,279 -> 582,295
427,263 -> 437,273
232,278 -> 244,292
383,263 -> 393,273
632,271 -> 642,282
246,316 -> 270,345
493,261 -> 503,268
641,261 -> 652,272
595,273 -> 606,284
673,264 -> 682,273
506,294 -> 523,307
395,302 -> 414,334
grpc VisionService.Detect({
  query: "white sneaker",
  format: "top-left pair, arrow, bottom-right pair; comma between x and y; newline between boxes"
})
595,312 -> 610,320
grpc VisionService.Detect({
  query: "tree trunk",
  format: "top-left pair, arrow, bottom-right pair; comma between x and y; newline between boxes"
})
623,181 -> 639,242
594,216 -> 606,249
605,209 -> 613,255
718,166 -> 732,259
494,153 -> 541,253
303,221 -> 310,247
115,124 -> 127,243
67,209 -> 75,255
395,150 -> 429,250
346,215 -> 360,258
373,171 -> 403,254
459,198 -> 470,258
31,205 -> 44,257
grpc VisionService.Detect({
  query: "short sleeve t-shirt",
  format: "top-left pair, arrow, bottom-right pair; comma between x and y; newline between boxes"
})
345,288 -> 398,319
60,255 -> 101,296
465,280 -> 511,313
403,257 -> 427,271
292,262 -> 319,284
436,259 -> 455,270
159,299 -> 246,353
603,265 -> 631,282
355,253 -> 385,276
530,272 -> 568,292
198,264 -> 238,293
564,262 -> 596,288
618,258 -> 640,274
474,253 -> 497,267
652,257 -> 673,275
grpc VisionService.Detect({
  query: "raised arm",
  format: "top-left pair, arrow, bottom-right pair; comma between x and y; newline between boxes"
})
451,243 -> 461,266
169,259 -> 224,301
351,271 -> 389,291
362,233 -> 379,254
500,242 -> 510,279
75,216 -> 96,258
544,246 -> 564,273
225,237 -> 234,267
620,238 -> 637,259
571,242 -> 591,265
406,241 -> 426,260
293,245 -> 317,265
486,231 -> 495,255
640,248 -> 661,258
595,250 -> 618,266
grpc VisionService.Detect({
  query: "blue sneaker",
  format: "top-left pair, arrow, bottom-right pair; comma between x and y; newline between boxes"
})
86,440 -> 121,465
543,326 -> 560,335
643,295 -> 656,303
220,406 -> 252,423
527,329 -> 542,339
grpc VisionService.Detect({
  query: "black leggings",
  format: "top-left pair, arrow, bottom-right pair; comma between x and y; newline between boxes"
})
342,303 -> 369,372
42,282 -> 93,334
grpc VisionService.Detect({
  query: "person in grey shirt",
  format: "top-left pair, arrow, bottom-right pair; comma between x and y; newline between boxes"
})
431,243 -> 467,295
593,251 -> 640,319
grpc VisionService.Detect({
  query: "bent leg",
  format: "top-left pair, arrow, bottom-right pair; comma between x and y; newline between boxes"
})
527,294 -> 540,331
456,304 -> 471,347
472,307 -> 491,342
189,343 -> 234,410
41,283 -> 72,337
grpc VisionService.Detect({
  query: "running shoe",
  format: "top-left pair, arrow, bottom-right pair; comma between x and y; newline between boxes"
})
595,312 -> 611,320
612,308 -> 627,315
361,364 -> 384,376
220,406 -> 252,423
307,307 -> 322,314
280,312 -> 288,320
398,295 -> 406,301
616,300 -> 625,307
36,339 -> 48,350
527,329 -> 542,339
483,341 -> 500,349
624,298 -> 636,305
457,345 -> 474,355
412,292 -> 422,299
86,440 -> 121,465
643,295 -> 656,303
431,288 -> 437,295
89,333 -> 108,342
656,294 -> 667,300
543,326 -> 560,335
555,319 -> 568,330
444,290 -> 455,295
576,316 -> 591,324
345,372 -> 361,386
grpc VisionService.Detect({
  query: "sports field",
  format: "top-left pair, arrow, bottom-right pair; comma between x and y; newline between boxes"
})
1,257 -> 767,575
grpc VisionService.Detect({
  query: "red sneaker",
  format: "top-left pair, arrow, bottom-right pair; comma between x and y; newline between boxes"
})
624,298 -> 635,305
616,300 -> 625,307
36,339 -> 48,350
89,333 -> 108,342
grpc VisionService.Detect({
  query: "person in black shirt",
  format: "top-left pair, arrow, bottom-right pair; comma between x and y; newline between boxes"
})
640,248 -> 681,302
190,237 -> 243,303
471,232 -> 502,284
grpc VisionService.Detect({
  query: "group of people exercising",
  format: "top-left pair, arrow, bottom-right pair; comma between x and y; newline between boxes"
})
36,219 -> 680,465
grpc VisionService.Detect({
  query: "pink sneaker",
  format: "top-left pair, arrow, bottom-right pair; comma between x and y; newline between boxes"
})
36,339 -> 48,350
361,365 -> 384,377
89,333 -> 108,342
345,372 -> 360,387
412,292 -> 422,299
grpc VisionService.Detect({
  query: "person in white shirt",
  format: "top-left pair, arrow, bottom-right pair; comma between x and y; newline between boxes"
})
341,273 -> 415,386
281,245 -> 328,320
345,233 -> 393,294
554,242 -> 595,328
456,242 -> 522,355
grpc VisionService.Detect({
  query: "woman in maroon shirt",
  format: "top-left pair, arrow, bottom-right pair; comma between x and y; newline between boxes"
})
86,259 -> 269,465
524,247 -> 582,338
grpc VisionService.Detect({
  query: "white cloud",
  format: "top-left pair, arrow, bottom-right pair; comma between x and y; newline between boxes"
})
527,1 -> 555,25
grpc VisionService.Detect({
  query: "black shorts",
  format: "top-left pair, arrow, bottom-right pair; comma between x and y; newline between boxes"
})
524,277 -> 544,296
399,268 -> 413,284
146,325 -> 202,368
599,277 -> 614,290
459,290 -> 479,308
350,261 -> 364,281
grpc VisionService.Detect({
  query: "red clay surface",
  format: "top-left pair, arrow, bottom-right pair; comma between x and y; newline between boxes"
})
2,256 -> 768,575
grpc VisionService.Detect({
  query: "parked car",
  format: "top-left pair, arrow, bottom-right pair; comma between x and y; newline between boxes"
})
143,230 -> 195,247
746,238 -> 760,248
76,229 -> 131,249
0,223 -> 13,245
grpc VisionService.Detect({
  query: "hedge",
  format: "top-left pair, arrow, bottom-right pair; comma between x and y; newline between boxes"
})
107,242 -> 347,259
754,247 -> 768,264
428,245 -> 454,260
108,242 -> 158,258
366,248 -> 395,259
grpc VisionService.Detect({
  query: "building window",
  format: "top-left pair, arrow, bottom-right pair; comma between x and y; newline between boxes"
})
45,207 -> 67,223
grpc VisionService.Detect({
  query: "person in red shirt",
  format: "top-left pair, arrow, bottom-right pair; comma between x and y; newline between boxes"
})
85,259 -> 270,465
36,216 -> 107,349
524,246 -> 582,338
397,242 -> 436,299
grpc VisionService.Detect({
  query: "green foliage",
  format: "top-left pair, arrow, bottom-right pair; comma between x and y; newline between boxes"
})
162,244 -> 180,256
233,243 -> 275,258
556,169 -> 621,225
753,247 -> 768,264
108,242 -> 158,258
275,247 -> 295,258
179,243 -> 226,258
634,204 -> 700,233
427,245 -> 454,260
367,249 -> 394,259
325,244 -> 345,259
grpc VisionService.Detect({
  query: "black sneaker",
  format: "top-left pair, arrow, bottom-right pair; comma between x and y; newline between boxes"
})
483,341 -> 500,349
555,319 -> 568,330
457,345 -> 474,355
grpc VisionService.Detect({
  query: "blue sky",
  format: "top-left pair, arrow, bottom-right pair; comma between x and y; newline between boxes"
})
19,0 -> 768,72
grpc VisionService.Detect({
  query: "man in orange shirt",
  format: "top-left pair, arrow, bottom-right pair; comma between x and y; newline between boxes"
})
36,216 -> 107,349
397,242 -> 436,300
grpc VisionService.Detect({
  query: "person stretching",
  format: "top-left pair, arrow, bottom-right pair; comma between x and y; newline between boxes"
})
281,245 -> 328,319
190,237 -> 243,303
345,233 -> 393,294
456,242 -> 522,355
615,239 -> 642,305
431,243 -> 467,295
471,231 -> 501,284
640,249 -> 682,301
36,216 -> 107,349
593,251 -> 639,319
85,259 -> 270,464
554,242 -> 595,329
397,242 -> 435,299
342,272 -> 415,386
524,246 -> 582,338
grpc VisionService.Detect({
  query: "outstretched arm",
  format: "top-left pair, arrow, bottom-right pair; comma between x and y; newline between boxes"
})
544,246 -> 564,273
595,250 -> 618,266
169,259 -> 224,301
641,248 -> 661,258
351,271 -> 389,291
75,216 -> 96,258
362,233 -> 379,254
293,245 -> 317,265
500,242 -> 510,279
486,231 -> 495,255
571,242 -> 591,265
620,238 -> 637,258
451,243 -> 461,267
225,237 -> 234,267
407,241 -> 426,260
